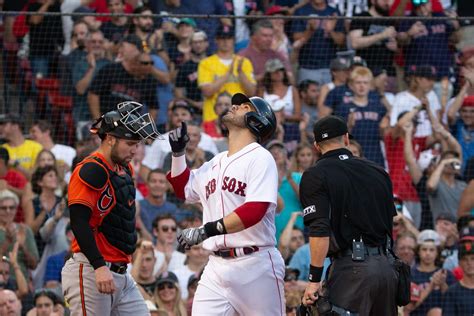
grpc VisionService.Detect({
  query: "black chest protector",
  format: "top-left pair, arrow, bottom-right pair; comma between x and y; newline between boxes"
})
93,157 -> 137,255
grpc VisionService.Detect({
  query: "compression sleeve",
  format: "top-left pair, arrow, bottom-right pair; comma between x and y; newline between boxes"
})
166,167 -> 190,200
69,204 -> 106,269
234,202 -> 270,228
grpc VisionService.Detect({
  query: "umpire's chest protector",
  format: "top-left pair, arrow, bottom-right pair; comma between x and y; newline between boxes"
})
94,158 -> 138,255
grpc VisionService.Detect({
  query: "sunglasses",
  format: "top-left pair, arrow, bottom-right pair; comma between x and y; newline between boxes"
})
412,0 -> 428,6
160,225 -> 177,233
140,60 -> 154,66
158,282 -> 175,291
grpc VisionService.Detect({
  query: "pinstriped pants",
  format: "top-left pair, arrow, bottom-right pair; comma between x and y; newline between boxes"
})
61,253 -> 149,316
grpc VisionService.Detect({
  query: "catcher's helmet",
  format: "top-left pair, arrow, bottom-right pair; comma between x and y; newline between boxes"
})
231,93 -> 276,143
91,101 -> 160,142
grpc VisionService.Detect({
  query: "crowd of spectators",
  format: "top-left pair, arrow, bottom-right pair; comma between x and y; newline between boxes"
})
1,0 -> 474,315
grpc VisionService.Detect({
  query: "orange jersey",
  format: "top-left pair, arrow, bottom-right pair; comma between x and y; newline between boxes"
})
68,152 -> 135,263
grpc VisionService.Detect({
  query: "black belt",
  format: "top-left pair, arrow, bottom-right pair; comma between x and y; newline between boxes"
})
106,262 -> 128,274
338,246 -> 386,258
214,246 -> 259,259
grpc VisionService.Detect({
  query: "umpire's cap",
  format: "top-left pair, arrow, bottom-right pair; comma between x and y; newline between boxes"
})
313,115 -> 349,143
232,93 -> 277,143
90,101 -> 160,142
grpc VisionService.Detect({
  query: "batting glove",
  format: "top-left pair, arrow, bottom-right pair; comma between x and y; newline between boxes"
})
169,121 -> 190,155
177,226 -> 208,249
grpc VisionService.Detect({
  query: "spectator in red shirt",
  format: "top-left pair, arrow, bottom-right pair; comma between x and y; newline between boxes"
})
0,148 -> 34,225
89,0 -> 134,22
390,0 -> 443,16
385,110 -> 428,228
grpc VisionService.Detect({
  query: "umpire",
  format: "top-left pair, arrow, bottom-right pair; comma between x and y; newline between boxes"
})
300,115 -> 398,315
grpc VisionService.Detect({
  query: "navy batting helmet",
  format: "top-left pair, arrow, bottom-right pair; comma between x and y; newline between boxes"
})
231,93 -> 276,143
91,101 -> 160,142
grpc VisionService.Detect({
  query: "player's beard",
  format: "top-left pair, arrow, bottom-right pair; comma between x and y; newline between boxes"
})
222,112 -> 246,130
110,143 -> 131,167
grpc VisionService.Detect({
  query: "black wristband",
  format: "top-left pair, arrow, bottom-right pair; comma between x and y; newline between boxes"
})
308,265 -> 324,283
204,218 -> 227,237
90,257 -> 106,270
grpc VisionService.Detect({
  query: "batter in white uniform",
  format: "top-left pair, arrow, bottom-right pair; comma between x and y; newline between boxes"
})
167,93 -> 285,316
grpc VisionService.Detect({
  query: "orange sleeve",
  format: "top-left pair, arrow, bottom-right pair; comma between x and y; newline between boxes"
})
68,165 -> 101,210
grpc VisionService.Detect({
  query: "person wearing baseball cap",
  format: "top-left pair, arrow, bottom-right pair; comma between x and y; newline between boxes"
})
442,237 -> 474,315
410,228 -> 457,315
443,226 -> 474,272
320,57 -> 352,115
300,115 -> 398,313
389,64 -> 440,139
435,212 -> 459,256
154,271 -> 187,315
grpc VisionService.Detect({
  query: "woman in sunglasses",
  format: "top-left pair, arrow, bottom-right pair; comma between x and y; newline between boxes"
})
153,271 -> 187,316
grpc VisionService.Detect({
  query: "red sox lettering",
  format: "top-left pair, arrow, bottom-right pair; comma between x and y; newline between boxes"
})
205,179 -> 217,199
205,177 -> 247,199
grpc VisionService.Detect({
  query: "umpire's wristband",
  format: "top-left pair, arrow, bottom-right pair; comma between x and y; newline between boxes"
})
308,265 -> 324,283
204,218 -> 227,237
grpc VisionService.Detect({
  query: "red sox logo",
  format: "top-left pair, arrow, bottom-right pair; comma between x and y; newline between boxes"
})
205,177 -> 247,200
98,185 -> 113,212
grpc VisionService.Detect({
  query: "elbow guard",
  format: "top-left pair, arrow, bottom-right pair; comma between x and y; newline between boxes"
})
234,202 -> 270,228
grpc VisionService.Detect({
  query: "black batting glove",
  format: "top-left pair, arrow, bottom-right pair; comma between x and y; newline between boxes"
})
169,121 -> 190,155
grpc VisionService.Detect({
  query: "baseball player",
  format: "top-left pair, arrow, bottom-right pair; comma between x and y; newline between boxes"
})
167,93 -> 285,315
61,102 -> 159,316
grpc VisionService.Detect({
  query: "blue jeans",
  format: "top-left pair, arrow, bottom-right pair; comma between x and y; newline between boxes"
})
30,56 -> 50,77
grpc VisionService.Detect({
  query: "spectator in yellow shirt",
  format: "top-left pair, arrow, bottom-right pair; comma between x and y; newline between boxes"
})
198,24 -> 256,122
0,114 -> 43,178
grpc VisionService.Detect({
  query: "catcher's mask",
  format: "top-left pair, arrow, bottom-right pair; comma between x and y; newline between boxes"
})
90,101 -> 160,142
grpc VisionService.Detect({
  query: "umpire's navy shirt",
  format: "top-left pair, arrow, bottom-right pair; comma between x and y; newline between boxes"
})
300,148 -> 396,251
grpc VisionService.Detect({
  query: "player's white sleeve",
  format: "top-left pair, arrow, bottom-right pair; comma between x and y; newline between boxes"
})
244,149 -> 278,206
182,159 -> 214,203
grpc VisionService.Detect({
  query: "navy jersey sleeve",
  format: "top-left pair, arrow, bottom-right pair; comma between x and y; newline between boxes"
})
214,0 -> 228,14
333,8 -> 344,32
398,19 -> 414,33
349,13 -> 366,31
300,168 -> 331,237
292,7 -> 308,33
441,285 -> 456,316
324,87 -> 339,108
